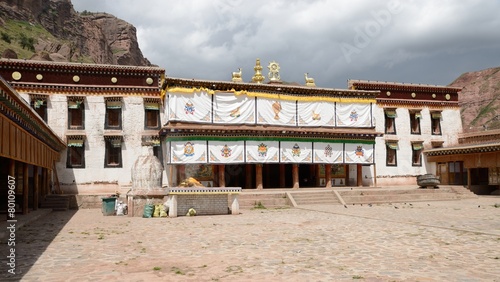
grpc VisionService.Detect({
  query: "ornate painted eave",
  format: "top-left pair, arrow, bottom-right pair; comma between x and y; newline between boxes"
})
458,129 -> 500,145
8,82 -> 162,96
160,122 -> 381,142
424,141 -> 500,156
165,77 -> 380,99
377,98 -> 460,108
0,76 -> 66,151
348,79 -> 462,93
0,59 -> 164,75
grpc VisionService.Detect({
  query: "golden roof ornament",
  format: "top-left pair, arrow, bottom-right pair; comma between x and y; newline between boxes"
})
251,58 -> 265,84
304,73 -> 316,87
231,67 -> 242,82
267,60 -> 281,82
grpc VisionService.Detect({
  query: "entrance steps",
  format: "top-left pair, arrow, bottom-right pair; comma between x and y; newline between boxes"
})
448,186 -> 478,199
238,192 -> 289,209
338,186 -> 466,205
40,194 -> 70,211
288,190 -> 341,206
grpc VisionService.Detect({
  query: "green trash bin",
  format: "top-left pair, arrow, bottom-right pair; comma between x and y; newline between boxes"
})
102,197 -> 117,216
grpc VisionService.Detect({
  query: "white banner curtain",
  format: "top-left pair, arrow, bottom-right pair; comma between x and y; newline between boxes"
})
167,91 -> 212,123
335,103 -> 372,127
246,141 -> 280,163
344,143 -> 374,164
297,101 -> 335,127
208,141 -> 245,164
213,92 -> 255,124
256,98 -> 296,126
170,140 -> 208,164
313,142 -> 343,163
280,141 -> 313,163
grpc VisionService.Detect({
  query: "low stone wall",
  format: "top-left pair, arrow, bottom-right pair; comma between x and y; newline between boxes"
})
175,194 -> 229,216
168,187 -> 241,217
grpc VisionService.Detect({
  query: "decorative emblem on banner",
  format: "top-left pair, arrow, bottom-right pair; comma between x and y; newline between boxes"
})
292,143 -> 301,157
230,107 -> 241,118
258,143 -> 268,157
184,142 -> 195,157
355,146 -> 364,158
312,111 -> 321,120
221,144 -> 232,158
184,100 -> 195,115
324,144 -> 333,157
272,101 -> 282,120
349,110 -> 358,121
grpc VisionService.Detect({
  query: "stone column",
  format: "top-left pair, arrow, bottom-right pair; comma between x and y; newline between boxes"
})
218,164 -> 226,187
292,164 -> 299,189
33,165 -> 39,210
373,164 -> 377,187
357,164 -> 363,187
279,164 -> 285,188
23,163 -> 29,214
325,164 -> 332,188
256,164 -> 263,190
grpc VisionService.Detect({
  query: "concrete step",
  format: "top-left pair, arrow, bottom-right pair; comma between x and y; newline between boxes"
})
40,195 -> 70,211
239,193 -> 289,209
290,191 -> 341,206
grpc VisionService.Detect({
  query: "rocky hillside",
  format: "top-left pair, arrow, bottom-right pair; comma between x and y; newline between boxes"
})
450,67 -> 500,132
0,0 -> 151,65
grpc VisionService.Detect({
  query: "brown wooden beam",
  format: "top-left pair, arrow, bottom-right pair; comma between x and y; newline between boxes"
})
256,164 -> 263,190
292,164 -> 299,189
33,166 -> 39,211
325,164 -> 332,188
23,163 -> 29,214
357,164 -> 363,187
218,165 -> 225,187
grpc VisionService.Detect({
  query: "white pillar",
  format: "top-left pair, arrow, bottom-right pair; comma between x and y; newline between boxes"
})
168,195 -> 178,217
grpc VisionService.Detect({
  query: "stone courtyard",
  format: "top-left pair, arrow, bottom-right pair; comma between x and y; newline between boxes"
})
2,197 -> 499,281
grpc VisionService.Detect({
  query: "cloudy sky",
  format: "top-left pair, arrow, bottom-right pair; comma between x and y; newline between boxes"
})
72,0 -> 500,89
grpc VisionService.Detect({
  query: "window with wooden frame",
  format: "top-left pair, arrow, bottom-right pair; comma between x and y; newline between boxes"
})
30,94 -> 47,122
144,98 -> 161,129
431,111 -> 442,135
68,97 -> 85,130
105,97 -> 122,130
66,136 -> 85,168
104,136 -> 123,168
142,135 -> 163,167
384,109 -> 397,134
386,141 -> 398,166
411,142 -> 423,166
409,110 -> 421,134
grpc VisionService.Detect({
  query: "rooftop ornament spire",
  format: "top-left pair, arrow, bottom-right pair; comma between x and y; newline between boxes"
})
251,58 -> 265,84
267,60 -> 281,83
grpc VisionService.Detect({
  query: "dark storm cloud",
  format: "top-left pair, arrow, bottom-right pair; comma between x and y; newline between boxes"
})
72,0 -> 500,88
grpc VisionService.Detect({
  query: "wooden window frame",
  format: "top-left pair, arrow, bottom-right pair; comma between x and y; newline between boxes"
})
66,137 -> 85,168
386,142 -> 398,167
431,112 -> 442,135
409,111 -> 421,135
384,109 -> 397,135
68,99 -> 85,130
104,138 -> 122,168
30,95 -> 48,123
411,142 -> 423,167
105,98 -> 122,130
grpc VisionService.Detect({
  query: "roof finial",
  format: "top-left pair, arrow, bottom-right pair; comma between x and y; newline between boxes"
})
251,58 -> 265,84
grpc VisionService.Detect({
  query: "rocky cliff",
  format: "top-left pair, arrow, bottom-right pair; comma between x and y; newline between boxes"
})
0,0 -> 151,65
449,67 -> 500,132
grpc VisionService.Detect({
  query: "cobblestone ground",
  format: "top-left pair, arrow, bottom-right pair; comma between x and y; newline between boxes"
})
2,197 -> 499,281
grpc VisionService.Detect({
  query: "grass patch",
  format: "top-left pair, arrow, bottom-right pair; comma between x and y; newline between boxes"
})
171,267 -> 185,275
153,266 -> 161,271
252,201 -> 266,209
352,275 -> 364,279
